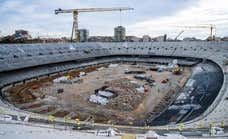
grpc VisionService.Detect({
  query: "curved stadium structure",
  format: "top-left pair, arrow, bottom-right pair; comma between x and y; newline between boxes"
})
0,42 -> 228,137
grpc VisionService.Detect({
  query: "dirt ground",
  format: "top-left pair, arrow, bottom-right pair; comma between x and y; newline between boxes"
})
5,63 -> 191,125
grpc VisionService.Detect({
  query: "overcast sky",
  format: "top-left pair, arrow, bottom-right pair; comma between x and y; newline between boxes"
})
0,0 -> 228,39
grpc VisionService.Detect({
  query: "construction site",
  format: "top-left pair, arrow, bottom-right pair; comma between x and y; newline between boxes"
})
4,61 -> 191,126
0,2 -> 228,139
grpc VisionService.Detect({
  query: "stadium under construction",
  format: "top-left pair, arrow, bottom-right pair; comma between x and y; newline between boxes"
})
0,42 -> 228,138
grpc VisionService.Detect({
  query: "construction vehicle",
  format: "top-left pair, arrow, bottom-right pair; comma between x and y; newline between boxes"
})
177,24 -> 216,41
172,66 -> 183,75
55,7 -> 134,42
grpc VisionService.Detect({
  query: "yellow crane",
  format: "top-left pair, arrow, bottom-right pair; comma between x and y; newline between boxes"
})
177,24 -> 216,41
55,7 -> 134,42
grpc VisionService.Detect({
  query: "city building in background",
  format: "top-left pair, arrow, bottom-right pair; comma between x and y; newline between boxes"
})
221,36 -> 228,41
152,34 -> 167,42
125,36 -> 140,42
14,30 -> 31,40
78,29 -> 89,42
114,26 -> 126,42
142,35 -> 151,42
88,36 -> 114,42
183,37 -> 201,41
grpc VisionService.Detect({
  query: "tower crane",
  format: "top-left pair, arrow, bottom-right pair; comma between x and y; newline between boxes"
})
177,24 -> 216,41
55,7 -> 134,42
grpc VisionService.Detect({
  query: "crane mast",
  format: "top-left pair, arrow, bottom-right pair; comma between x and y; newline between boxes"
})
55,7 -> 134,42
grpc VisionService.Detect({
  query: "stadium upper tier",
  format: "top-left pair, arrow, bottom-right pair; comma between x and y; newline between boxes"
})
0,42 -> 227,72
0,42 -> 227,130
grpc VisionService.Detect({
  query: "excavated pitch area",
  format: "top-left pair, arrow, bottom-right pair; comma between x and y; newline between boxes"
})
4,63 -> 191,126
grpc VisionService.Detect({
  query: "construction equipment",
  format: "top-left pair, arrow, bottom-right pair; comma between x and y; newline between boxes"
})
177,24 -> 216,41
55,7 -> 134,42
121,134 -> 136,139
175,30 -> 184,40
172,66 -> 183,75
